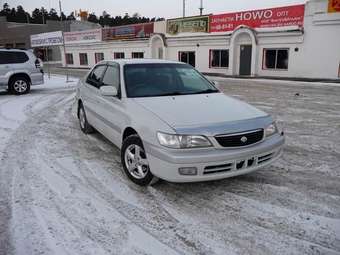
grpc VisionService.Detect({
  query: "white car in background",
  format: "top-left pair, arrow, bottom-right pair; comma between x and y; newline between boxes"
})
0,49 -> 44,95
76,59 -> 285,186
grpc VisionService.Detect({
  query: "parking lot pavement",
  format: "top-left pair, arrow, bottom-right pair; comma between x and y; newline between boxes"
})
0,75 -> 339,255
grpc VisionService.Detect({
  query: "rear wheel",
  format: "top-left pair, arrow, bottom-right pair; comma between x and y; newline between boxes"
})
121,134 -> 159,186
78,103 -> 94,134
9,76 -> 30,95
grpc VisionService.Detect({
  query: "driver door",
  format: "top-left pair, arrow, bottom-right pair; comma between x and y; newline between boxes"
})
94,63 -> 127,148
82,64 -> 107,129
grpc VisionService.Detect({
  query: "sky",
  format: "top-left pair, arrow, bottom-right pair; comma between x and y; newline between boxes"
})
3,0 -> 306,18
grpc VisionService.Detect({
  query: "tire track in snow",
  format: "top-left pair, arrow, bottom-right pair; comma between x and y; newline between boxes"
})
33,101 -> 216,254
0,91 -> 73,255
2,95 -> 212,254
154,181 -> 340,253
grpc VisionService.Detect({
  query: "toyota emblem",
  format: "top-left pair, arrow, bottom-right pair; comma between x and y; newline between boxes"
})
241,136 -> 248,143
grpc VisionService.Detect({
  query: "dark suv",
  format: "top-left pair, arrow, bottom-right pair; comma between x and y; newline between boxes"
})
0,49 -> 44,95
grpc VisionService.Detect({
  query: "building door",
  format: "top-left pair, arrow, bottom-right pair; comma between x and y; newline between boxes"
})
179,51 -> 195,67
239,45 -> 252,75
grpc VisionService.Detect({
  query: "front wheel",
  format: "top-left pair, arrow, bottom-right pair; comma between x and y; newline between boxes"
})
78,103 -> 94,134
121,135 -> 158,186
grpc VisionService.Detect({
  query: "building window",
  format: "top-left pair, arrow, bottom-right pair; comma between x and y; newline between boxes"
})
210,49 -> 229,68
79,53 -> 88,66
179,51 -> 196,67
15,43 -> 26,49
132,52 -> 144,59
95,53 -> 104,63
114,52 -> 125,59
263,49 -> 289,70
66,53 -> 74,65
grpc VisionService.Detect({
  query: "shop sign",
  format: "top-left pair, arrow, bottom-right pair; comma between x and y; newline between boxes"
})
210,5 -> 305,33
328,0 -> 340,12
64,29 -> 102,44
30,31 -> 63,47
102,23 -> 154,40
167,16 -> 210,35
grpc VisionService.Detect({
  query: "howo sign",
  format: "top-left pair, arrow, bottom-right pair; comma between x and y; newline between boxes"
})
210,5 -> 305,33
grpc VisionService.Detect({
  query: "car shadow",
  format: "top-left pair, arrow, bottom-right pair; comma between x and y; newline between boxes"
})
0,90 -> 9,96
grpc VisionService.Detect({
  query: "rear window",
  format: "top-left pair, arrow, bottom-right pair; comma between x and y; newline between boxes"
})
0,51 -> 29,64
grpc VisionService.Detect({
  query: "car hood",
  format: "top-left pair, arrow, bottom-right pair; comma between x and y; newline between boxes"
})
133,93 -> 269,132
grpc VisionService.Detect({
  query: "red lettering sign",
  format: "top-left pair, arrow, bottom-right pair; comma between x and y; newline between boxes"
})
329,0 -> 340,12
210,5 -> 305,33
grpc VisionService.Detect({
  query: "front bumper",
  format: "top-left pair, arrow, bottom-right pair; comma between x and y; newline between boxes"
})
144,133 -> 285,183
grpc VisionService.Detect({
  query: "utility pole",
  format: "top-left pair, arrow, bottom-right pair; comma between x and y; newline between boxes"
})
59,0 -> 69,82
199,0 -> 204,16
26,12 -> 30,23
183,0 -> 186,17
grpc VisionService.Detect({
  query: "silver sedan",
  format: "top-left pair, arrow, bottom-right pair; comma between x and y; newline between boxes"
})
76,59 -> 285,186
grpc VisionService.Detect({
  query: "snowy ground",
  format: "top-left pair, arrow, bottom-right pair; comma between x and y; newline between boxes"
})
0,74 -> 339,255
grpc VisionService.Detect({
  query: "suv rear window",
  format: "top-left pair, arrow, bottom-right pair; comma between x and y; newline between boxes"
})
0,51 -> 29,64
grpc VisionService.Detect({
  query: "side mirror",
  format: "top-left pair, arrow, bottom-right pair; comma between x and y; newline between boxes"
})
100,86 -> 118,97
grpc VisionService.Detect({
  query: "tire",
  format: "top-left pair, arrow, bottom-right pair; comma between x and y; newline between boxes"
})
78,103 -> 94,134
9,76 -> 30,95
121,134 -> 159,186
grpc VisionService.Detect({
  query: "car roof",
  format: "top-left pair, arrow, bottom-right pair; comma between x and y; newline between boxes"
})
0,48 -> 31,53
103,58 -> 186,66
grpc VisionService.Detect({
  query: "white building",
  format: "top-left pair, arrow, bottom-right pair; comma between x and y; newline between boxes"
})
61,0 -> 340,80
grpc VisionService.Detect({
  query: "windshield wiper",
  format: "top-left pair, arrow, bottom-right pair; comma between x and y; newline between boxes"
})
153,89 -> 219,97
157,92 -> 186,97
190,89 -> 219,95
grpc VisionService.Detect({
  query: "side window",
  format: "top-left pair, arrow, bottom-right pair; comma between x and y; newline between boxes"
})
15,52 -> 29,63
86,65 -> 107,88
102,65 -> 120,91
0,51 -> 28,64
0,52 -> 7,64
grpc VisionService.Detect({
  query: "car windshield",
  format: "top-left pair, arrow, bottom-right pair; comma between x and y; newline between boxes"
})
124,63 -> 219,98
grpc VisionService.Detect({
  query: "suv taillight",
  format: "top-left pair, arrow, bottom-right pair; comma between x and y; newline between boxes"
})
35,59 -> 41,69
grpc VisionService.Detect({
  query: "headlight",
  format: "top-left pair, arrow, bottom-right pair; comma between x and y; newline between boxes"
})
265,122 -> 278,137
157,132 -> 212,149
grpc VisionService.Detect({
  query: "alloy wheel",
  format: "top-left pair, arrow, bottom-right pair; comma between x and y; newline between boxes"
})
13,80 -> 28,93
124,144 -> 150,179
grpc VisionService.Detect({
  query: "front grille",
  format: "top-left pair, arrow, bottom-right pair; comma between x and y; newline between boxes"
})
204,163 -> 233,175
215,129 -> 264,148
203,151 -> 276,175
